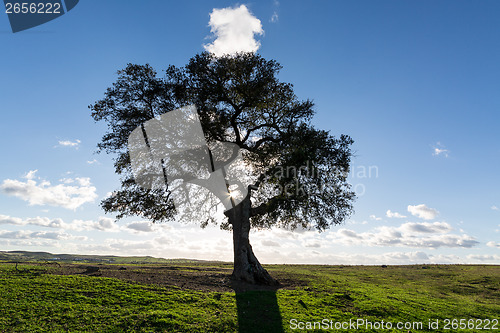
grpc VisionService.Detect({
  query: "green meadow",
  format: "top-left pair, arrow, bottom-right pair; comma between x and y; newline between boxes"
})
0,262 -> 498,332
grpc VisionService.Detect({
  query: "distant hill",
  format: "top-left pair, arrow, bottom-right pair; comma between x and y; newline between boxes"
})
0,250 -> 206,264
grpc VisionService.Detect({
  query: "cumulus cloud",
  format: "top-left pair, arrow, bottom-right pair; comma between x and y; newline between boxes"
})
71,217 -> 119,232
384,251 -> 429,261
255,249 -> 475,265
268,230 -> 299,240
0,214 -> 69,229
0,214 -> 118,232
0,215 -> 24,225
491,205 -> 499,211
78,238 -> 155,254
327,222 -> 478,249
466,254 -> 500,262
262,239 -> 281,247
400,221 -> 452,234
57,139 -> 81,149
25,216 -> 66,228
0,229 -> 82,240
154,236 -> 173,246
204,5 -> 263,57
339,229 -> 363,240
407,204 -> 439,220
386,210 -> 407,218
303,241 -> 321,248
0,173 -> 97,210
369,215 -> 382,221
486,241 -> 500,248
0,239 -> 60,247
126,221 -> 154,233
1,215 -> 482,265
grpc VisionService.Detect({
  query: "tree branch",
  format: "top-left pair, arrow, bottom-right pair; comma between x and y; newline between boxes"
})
250,196 -> 281,217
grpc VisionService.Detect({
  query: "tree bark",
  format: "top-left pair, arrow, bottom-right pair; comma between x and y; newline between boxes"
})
225,193 -> 279,286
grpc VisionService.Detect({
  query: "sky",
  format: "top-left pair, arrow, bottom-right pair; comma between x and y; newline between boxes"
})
1,0 -> 499,265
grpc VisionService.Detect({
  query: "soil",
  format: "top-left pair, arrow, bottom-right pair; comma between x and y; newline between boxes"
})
17,262 -> 308,292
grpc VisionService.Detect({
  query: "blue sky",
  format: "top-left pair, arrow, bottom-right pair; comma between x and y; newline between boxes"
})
1,0 -> 499,264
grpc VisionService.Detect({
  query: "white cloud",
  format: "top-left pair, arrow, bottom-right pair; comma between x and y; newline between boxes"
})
0,214 -> 118,232
383,251 -> 429,261
400,221 -> 452,234
59,177 -> 91,186
339,229 -> 363,240
0,214 -> 68,229
0,214 -> 485,264
24,170 -> 38,180
267,229 -> 299,240
491,205 -> 499,211
126,221 -> 154,233
95,217 -> 116,230
71,217 -> 119,232
25,216 -> 66,228
0,239 -> 60,248
347,220 -> 368,225
0,229 -> 80,240
270,12 -> 278,23
486,241 -> 500,248
0,174 -> 97,210
262,239 -> 281,247
303,241 -> 321,248
154,236 -> 173,246
386,210 -> 407,218
466,254 -> 500,262
204,5 -> 263,57
0,215 -> 24,225
407,204 -> 439,220
255,249 -> 478,265
433,148 -> 449,157
78,238 -> 155,254
57,139 -> 81,149
369,215 -> 382,221
87,159 -> 100,165
327,222 -> 478,249
432,142 -> 449,157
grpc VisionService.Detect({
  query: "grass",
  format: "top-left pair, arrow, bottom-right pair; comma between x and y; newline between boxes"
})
0,263 -> 498,332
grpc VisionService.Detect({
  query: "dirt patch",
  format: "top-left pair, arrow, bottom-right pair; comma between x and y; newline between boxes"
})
24,262 -> 308,292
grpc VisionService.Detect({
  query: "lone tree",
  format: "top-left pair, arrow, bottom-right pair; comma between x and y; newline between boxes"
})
90,52 -> 355,285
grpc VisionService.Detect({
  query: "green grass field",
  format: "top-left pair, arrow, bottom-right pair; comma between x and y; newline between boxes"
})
0,262 -> 498,332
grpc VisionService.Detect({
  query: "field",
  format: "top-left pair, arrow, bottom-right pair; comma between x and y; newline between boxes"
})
0,259 -> 498,332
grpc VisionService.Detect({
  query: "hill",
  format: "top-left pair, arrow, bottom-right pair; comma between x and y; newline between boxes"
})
0,250 -> 208,264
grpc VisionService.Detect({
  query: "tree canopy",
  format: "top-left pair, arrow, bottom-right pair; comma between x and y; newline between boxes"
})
90,52 -> 355,232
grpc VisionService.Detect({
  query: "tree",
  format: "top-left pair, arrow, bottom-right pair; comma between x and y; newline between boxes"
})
90,52 -> 355,285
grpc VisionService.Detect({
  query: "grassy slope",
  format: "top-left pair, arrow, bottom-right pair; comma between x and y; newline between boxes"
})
0,263 -> 498,332
0,250 -> 201,264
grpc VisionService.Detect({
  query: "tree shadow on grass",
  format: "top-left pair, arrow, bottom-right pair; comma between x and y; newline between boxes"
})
231,281 -> 284,333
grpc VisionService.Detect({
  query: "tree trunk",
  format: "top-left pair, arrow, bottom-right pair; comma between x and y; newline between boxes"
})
225,193 -> 279,286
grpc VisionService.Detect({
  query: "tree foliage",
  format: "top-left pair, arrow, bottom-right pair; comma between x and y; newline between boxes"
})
90,52 -> 355,231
